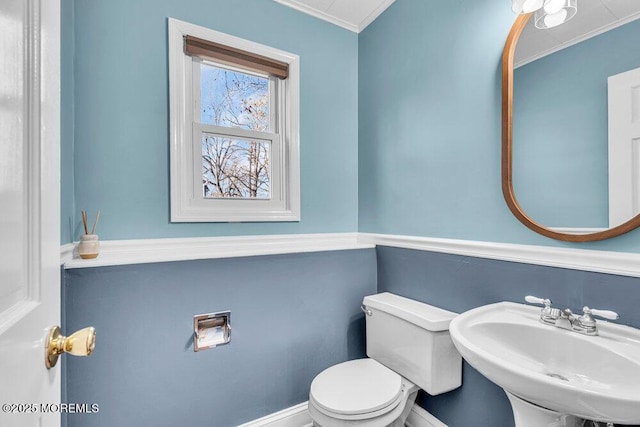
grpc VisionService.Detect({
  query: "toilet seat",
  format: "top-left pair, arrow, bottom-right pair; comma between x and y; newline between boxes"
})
309,359 -> 404,419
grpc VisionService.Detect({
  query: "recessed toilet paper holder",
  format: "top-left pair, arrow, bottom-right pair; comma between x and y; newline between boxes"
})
194,311 -> 231,352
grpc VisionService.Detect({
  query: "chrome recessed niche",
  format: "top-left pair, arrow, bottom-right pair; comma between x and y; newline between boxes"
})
193,311 -> 231,352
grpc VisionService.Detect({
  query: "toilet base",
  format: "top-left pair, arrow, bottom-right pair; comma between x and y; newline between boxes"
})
309,387 -> 418,427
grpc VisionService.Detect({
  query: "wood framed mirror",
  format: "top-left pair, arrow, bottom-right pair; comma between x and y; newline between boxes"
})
502,13 -> 640,242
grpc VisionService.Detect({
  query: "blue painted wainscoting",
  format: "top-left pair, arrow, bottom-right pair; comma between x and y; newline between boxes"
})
376,245 -> 640,427
62,249 -> 376,427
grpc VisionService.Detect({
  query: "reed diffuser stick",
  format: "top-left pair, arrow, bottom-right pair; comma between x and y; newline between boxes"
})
81,210 -> 89,235
91,210 -> 101,235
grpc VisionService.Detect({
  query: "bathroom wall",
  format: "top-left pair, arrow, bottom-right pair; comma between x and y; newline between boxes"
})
61,3 -> 365,426
61,0 -> 358,242
376,245 -> 640,427
60,1 -> 640,427
513,19 -> 640,229
359,4 -> 640,424
62,249 -> 376,427
358,0 -> 640,252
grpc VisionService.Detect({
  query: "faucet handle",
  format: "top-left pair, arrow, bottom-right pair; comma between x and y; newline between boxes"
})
526,296 -> 560,325
582,306 -> 619,321
573,307 -> 618,336
525,295 -> 552,308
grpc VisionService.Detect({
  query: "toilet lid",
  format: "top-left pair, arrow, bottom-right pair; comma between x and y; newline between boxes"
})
310,359 -> 403,416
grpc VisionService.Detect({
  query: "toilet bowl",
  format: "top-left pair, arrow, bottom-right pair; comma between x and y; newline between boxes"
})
308,293 -> 462,427
308,359 -> 419,427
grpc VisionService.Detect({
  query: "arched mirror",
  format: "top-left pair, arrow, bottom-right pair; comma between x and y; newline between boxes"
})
503,3 -> 640,242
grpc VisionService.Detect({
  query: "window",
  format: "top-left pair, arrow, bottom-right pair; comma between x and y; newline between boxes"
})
168,18 -> 300,222
198,62 -> 274,200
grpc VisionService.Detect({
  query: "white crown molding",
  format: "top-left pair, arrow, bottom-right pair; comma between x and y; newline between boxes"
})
273,0 -> 395,33
358,233 -> 640,278
273,0 -> 359,32
62,233 -> 372,269
357,0 -> 396,32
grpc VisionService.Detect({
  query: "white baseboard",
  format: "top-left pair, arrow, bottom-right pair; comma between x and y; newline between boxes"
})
235,401 -> 444,427
406,404 -> 447,427
236,402 -> 312,427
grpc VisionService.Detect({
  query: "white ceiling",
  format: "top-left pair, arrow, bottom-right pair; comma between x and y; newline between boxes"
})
273,0 -> 395,33
515,0 -> 640,67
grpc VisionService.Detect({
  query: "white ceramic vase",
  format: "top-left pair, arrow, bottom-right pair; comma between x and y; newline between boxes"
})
78,234 -> 100,259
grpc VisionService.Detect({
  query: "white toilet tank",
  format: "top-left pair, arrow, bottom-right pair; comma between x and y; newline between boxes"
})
363,292 -> 462,395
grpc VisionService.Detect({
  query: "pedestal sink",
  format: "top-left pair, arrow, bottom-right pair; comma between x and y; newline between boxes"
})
449,302 -> 640,426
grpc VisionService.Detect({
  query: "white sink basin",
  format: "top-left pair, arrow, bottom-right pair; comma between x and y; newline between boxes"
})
449,302 -> 640,424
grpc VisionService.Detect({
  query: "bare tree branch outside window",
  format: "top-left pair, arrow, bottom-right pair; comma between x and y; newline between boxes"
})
200,63 -> 271,199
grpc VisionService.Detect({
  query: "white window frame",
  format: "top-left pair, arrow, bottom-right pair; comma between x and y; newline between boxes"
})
168,18 -> 300,222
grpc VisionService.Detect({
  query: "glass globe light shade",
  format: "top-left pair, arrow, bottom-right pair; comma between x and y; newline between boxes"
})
534,0 -> 577,29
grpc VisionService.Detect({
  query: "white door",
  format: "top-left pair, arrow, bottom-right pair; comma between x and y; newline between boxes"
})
0,0 -> 61,426
608,66 -> 640,227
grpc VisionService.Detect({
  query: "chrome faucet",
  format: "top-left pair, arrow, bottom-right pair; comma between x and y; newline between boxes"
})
524,296 -> 619,336
554,308 -> 576,331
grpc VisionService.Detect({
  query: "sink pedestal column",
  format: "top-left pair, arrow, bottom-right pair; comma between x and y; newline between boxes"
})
506,392 -> 582,427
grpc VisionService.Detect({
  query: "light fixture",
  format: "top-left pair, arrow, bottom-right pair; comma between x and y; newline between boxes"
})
511,0 -> 544,14
534,0 -> 577,29
511,0 -> 578,29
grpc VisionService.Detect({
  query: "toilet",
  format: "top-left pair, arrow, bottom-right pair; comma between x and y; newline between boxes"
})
308,292 -> 462,427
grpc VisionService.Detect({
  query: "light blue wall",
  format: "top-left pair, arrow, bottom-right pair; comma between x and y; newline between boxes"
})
358,0 -> 640,252
61,0 -> 358,242
63,0 -> 640,251
358,0 -> 513,240
513,19 -> 640,229
63,249 -> 377,426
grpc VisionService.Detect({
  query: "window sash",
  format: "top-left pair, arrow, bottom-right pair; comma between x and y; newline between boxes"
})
192,58 -> 278,133
192,123 -> 282,206
184,34 -> 289,79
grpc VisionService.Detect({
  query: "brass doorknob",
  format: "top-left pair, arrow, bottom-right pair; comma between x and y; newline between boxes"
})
45,325 -> 96,369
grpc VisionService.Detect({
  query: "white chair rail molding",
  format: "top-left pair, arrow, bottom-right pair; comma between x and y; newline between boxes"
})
62,232 -> 640,278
